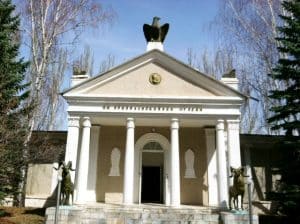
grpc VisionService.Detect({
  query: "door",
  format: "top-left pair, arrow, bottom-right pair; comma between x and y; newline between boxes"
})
141,166 -> 162,203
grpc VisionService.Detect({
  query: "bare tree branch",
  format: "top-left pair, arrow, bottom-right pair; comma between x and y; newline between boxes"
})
14,0 -> 116,205
213,0 -> 284,134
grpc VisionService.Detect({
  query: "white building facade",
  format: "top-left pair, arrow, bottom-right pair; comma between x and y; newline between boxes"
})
62,47 -> 244,208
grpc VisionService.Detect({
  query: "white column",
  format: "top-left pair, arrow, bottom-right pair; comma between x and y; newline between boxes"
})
65,116 -> 80,183
170,118 -> 181,207
86,125 -> 100,202
75,117 -> 91,204
123,118 -> 135,204
227,120 -> 241,169
204,128 -> 218,206
216,119 -> 229,208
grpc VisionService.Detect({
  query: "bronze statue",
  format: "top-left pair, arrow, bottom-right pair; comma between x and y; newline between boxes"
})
143,17 -> 169,43
229,166 -> 249,210
55,161 -> 75,205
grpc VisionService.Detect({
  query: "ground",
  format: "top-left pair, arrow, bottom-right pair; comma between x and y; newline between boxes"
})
0,207 -> 45,224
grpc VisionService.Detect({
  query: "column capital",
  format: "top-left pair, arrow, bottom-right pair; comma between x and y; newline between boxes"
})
82,117 -> 91,128
226,119 -> 240,123
68,116 -> 80,127
170,118 -> 179,129
126,118 -> 135,128
226,119 -> 240,130
216,119 -> 224,130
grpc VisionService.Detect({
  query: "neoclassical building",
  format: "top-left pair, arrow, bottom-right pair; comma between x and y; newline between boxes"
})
62,42 -> 245,208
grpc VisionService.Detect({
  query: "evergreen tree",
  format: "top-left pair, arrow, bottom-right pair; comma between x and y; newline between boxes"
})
268,0 -> 300,135
268,0 -> 300,222
0,0 -> 30,206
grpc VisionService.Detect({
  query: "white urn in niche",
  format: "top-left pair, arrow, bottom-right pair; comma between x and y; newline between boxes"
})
109,147 -> 121,176
184,149 -> 196,178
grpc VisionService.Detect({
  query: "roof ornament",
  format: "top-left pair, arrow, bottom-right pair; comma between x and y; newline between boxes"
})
143,17 -> 169,43
221,69 -> 239,90
222,69 -> 236,78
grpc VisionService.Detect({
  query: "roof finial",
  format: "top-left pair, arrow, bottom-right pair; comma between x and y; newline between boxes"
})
143,17 -> 169,51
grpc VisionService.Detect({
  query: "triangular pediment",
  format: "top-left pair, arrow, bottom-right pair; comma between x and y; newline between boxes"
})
81,62 -> 216,97
63,50 -> 245,100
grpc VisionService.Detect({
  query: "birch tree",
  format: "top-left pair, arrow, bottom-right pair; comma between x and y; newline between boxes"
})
18,0 -> 115,131
37,49 -> 67,130
214,0 -> 284,134
15,0 -> 115,205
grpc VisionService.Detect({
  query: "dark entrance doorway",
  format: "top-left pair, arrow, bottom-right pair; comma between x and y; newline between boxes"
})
141,166 -> 162,203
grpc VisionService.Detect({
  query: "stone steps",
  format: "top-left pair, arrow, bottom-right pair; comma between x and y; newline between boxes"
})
45,205 -> 257,224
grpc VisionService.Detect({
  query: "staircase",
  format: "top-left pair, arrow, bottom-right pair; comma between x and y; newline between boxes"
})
45,203 -> 258,224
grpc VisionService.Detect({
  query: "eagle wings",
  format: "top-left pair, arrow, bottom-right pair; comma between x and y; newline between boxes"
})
143,17 -> 169,43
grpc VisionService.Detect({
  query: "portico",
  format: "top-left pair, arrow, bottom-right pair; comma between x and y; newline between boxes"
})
62,38 -> 245,208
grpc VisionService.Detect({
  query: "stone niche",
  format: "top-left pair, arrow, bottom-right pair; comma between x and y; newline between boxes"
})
184,149 -> 196,178
108,147 -> 121,177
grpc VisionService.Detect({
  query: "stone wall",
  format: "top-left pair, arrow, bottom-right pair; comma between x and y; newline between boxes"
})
25,163 -> 57,207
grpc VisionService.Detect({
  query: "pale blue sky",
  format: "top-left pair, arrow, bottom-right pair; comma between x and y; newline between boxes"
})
79,0 -> 220,68
15,0 -> 221,130
15,0 -> 221,71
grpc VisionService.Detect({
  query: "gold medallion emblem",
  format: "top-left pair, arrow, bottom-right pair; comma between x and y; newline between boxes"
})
149,73 -> 161,85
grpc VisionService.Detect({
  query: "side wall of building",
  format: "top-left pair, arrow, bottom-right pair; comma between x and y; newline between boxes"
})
25,163 -> 57,207
240,135 -> 286,214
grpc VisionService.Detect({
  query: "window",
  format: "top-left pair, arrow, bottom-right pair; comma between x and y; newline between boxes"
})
143,141 -> 163,151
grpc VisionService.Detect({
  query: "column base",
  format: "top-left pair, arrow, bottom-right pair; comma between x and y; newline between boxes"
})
85,191 -> 97,203
170,203 -> 181,208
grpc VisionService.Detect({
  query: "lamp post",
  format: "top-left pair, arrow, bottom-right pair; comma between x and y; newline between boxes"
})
247,180 -> 253,224
54,167 -> 62,224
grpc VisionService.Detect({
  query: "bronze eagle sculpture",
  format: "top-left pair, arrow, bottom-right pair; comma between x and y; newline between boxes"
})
143,17 -> 169,43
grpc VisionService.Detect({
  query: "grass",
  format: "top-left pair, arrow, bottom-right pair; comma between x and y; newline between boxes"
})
0,207 -> 45,224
